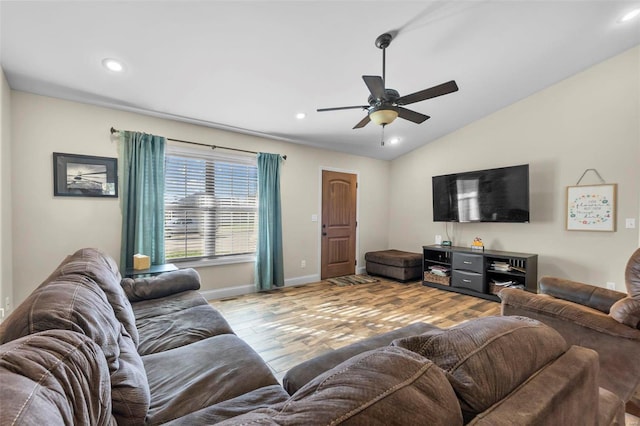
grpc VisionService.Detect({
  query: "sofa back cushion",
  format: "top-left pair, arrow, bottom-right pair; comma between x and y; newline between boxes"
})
216,346 -> 463,425
393,316 -> 568,422
0,253 -> 150,425
626,247 -> 640,299
46,248 -> 139,346
0,330 -> 115,425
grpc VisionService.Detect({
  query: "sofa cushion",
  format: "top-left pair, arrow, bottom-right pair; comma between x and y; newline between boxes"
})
0,276 -> 150,425
130,289 -> 209,321
0,330 -> 114,425
142,334 -> 280,424
162,385 -> 290,425
365,249 -> 422,268
625,247 -> 640,299
392,316 -> 567,422
136,303 -> 235,355
216,346 -> 463,426
609,296 -> 640,328
47,248 -> 139,347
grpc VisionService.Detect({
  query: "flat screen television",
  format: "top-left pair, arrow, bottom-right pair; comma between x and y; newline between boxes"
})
432,164 -> 529,223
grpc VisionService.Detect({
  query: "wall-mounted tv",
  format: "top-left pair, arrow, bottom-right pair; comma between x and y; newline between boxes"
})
432,164 -> 530,223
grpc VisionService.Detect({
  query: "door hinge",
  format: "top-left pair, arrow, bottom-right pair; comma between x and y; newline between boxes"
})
355,260 -> 357,266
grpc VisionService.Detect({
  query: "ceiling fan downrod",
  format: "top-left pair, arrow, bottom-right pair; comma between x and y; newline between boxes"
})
375,33 -> 393,87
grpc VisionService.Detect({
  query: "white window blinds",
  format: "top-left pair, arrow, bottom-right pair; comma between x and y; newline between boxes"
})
164,144 -> 258,262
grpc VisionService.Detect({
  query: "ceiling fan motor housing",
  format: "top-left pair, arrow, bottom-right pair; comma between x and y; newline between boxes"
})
367,88 -> 399,106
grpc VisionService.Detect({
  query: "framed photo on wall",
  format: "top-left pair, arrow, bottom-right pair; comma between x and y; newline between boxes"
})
566,184 -> 616,231
53,152 -> 118,197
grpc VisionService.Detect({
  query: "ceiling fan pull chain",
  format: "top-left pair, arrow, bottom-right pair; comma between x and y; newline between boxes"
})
381,124 -> 386,146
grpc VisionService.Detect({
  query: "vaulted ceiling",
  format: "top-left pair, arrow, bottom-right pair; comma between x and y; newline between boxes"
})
1,1 -> 639,160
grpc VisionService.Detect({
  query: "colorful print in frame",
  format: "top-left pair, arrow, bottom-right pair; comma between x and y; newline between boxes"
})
566,184 -> 616,231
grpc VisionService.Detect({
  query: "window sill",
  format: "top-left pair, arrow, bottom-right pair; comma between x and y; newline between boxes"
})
171,254 -> 256,269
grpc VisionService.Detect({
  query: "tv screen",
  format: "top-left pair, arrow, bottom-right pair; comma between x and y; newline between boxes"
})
432,164 -> 529,223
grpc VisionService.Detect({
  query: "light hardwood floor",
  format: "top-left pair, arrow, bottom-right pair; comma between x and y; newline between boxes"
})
209,278 -> 500,382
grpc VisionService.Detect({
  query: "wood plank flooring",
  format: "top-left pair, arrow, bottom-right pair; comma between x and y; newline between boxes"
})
209,278 -> 500,383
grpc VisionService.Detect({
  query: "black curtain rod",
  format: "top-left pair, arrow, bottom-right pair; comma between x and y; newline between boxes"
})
110,127 -> 286,160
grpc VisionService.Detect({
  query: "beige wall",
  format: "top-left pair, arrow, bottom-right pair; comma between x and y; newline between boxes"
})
0,68 -> 12,317
9,92 -> 390,304
389,46 -> 640,290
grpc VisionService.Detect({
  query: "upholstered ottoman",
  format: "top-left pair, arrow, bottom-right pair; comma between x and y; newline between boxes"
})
365,249 -> 422,282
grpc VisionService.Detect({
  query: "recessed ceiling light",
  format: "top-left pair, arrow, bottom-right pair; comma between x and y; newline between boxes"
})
295,112 -> 306,120
620,8 -> 640,22
102,58 -> 124,72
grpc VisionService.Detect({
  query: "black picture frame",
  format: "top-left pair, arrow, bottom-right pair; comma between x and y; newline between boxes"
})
53,152 -> 118,197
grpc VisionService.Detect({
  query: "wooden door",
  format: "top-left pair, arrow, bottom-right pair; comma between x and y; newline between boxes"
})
321,170 -> 357,279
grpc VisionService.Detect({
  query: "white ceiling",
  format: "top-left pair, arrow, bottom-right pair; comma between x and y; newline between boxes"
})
1,1 -> 639,160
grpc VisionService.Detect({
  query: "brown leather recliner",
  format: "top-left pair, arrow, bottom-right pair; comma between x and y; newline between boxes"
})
500,248 -> 640,411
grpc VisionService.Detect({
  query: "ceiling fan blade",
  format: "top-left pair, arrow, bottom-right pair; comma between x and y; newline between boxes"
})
317,105 -> 369,112
396,80 -> 459,106
353,115 -> 371,129
397,107 -> 430,124
362,75 -> 385,100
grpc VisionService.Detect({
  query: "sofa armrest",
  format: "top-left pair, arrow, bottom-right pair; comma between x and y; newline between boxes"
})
538,276 -> 626,314
500,288 -> 638,339
121,268 -> 201,302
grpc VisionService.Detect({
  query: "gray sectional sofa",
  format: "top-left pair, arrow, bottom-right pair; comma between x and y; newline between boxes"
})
0,248 -> 625,425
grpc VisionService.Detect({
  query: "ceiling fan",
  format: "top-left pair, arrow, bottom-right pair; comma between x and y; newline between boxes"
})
317,32 -> 459,140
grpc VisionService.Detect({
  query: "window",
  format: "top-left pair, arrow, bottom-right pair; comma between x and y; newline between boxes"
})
164,144 -> 258,263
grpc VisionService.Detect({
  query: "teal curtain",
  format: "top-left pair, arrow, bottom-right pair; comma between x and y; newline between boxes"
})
119,131 -> 166,271
255,153 -> 284,290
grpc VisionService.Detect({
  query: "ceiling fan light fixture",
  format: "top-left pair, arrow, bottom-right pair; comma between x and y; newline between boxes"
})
369,108 -> 399,126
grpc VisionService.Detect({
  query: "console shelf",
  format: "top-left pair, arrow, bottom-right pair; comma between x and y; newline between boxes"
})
422,245 -> 538,302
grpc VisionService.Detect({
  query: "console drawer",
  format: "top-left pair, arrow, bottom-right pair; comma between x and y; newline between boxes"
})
452,253 -> 484,274
451,270 -> 485,293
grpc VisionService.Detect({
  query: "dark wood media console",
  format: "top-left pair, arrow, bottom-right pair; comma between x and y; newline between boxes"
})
422,245 -> 538,302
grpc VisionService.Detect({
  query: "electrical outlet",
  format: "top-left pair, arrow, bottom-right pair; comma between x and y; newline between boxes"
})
300,260 -> 306,268
4,297 -> 10,312
626,218 -> 636,229
606,282 -> 616,290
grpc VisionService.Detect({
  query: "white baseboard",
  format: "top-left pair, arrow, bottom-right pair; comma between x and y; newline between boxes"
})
200,273 -> 322,301
285,273 -> 321,287
200,285 -> 256,301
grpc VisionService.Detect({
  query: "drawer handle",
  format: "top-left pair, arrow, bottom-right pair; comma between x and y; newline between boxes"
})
463,279 -> 471,283
463,261 -> 472,264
